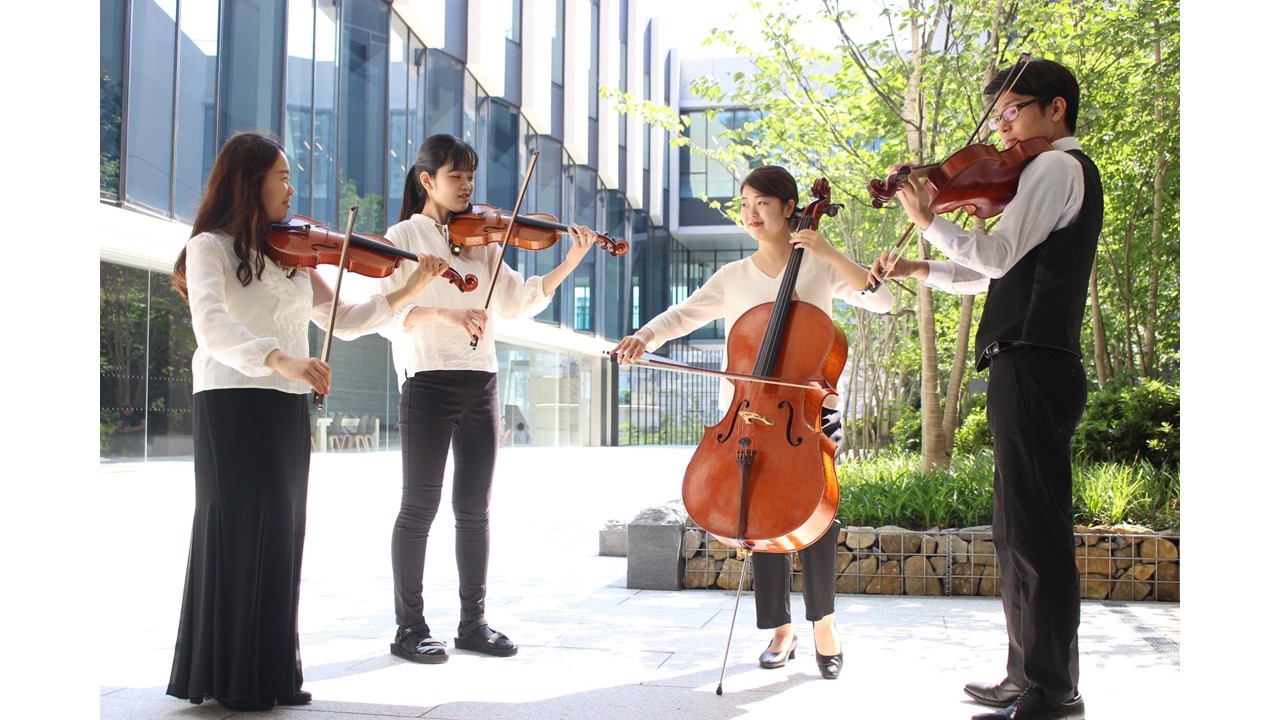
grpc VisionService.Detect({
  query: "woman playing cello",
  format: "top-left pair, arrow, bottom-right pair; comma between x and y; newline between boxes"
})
612,165 -> 893,679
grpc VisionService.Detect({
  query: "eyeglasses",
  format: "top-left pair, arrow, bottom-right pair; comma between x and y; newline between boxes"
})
987,97 -> 1049,130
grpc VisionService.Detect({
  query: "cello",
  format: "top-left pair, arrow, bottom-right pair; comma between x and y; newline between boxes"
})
682,178 -> 846,554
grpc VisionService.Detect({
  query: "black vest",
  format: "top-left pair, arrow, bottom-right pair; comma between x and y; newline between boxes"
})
974,149 -> 1103,371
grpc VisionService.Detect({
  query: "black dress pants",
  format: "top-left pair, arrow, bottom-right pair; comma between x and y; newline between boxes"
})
391,370 -> 500,636
986,347 -> 1086,704
753,519 -> 840,628
752,408 -> 843,628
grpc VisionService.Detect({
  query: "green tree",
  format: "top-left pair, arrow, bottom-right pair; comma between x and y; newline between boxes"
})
610,0 -> 1180,469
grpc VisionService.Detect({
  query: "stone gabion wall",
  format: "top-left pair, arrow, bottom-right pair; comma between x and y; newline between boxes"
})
680,523 -> 1180,602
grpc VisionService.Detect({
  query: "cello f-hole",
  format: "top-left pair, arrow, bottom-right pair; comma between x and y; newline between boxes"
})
716,398 -> 749,444
778,400 -> 804,447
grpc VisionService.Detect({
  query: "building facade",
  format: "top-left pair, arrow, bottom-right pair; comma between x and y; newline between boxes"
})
99,0 -> 757,460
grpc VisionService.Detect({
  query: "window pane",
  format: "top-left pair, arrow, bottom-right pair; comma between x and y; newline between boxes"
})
124,0 -> 176,213
427,50 -> 463,138
340,0 -> 389,234
219,0 -> 285,140
101,0 -> 127,197
174,0 -> 219,220
388,15 -> 410,228
314,1 -> 340,224
285,0 -> 316,218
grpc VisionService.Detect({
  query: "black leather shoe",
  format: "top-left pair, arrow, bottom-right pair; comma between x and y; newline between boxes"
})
815,649 -> 843,679
758,635 -> 798,669
972,686 -> 1085,720
390,627 -> 449,664
965,677 -> 1022,707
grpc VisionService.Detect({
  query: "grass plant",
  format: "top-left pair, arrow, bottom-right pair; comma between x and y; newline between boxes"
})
836,451 -> 1179,532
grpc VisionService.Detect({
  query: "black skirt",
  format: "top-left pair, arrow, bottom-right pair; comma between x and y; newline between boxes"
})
166,388 -> 311,705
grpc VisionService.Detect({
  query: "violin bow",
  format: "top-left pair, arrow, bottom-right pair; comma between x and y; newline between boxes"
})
315,204 -> 359,408
604,351 -> 830,392
471,149 -> 540,350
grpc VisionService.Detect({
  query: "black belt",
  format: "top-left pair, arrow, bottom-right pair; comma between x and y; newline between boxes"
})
981,340 -> 1078,361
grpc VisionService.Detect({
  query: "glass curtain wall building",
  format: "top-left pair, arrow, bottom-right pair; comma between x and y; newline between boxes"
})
99,0 -> 748,461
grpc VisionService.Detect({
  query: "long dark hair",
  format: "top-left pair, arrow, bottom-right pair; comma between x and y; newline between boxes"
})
172,131 -> 287,300
740,165 -> 800,230
398,134 -> 479,223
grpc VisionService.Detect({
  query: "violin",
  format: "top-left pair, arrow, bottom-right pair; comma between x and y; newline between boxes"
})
865,53 -> 1048,286
867,136 -> 1054,219
266,214 -> 479,292
447,203 -> 629,257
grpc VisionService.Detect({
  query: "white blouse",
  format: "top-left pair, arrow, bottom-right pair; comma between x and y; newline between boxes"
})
376,213 -> 552,380
185,230 -> 395,394
639,251 -> 894,411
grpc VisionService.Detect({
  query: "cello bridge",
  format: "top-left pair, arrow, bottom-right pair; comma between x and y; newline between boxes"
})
737,410 -> 773,426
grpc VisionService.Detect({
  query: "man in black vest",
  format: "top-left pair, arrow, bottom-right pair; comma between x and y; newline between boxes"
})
870,58 -> 1100,720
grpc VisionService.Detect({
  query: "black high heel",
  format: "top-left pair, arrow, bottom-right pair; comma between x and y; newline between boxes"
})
815,649 -> 843,679
758,635 -> 798,669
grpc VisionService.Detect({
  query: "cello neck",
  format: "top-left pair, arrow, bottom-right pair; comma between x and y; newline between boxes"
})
754,228 -> 809,378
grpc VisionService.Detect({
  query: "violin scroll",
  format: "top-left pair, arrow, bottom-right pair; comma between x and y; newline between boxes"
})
867,166 -> 914,209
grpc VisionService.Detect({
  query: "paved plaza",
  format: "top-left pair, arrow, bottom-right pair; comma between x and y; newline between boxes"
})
94,446 -> 1183,719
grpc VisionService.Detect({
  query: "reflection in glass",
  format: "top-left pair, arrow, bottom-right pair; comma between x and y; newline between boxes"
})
219,0 -> 285,143
175,0 -> 219,220
339,0 -> 389,234
388,14 -> 410,228
285,0 -> 316,218
101,0 -> 127,197
497,343 -> 590,447
124,0 -> 176,213
314,1 -> 339,225
427,50 -> 463,138
100,262 -> 195,460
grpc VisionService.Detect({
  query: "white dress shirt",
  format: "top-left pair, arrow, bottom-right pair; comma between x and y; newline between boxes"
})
376,213 -> 552,380
185,230 -> 394,394
919,136 -> 1087,294
639,251 -> 894,411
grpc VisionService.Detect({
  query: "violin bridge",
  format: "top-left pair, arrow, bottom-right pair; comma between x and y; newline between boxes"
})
737,410 -> 773,426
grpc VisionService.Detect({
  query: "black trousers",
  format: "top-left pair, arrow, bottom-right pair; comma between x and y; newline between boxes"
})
987,347 -> 1086,703
753,519 -> 840,628
752,409 -> 843,629
168,389 -> 310,705
392,370 -> 500,636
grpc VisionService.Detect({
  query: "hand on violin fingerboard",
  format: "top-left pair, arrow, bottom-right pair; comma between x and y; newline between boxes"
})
567,225 -> 598,256
889,167 -> 936,229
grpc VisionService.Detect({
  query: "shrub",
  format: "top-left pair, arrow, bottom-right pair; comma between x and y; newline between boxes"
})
889,405 -> 922,453
1073,378 -> 1179,467
953,401 -> 992,453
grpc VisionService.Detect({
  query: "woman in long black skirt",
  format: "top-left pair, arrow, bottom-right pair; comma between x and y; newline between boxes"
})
165,131 -> 445,712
